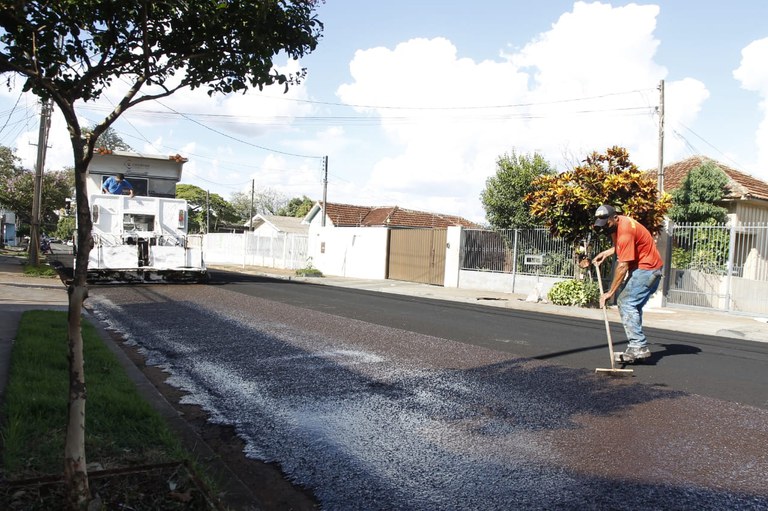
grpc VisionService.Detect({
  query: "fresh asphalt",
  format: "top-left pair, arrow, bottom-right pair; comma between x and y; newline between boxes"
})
208,269 -> 768,410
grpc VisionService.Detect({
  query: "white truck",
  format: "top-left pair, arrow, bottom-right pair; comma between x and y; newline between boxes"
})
75,150 -> 207,282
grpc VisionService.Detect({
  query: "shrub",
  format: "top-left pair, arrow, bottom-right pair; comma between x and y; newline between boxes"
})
547,279 -> 599,307
295,257 -> 323,277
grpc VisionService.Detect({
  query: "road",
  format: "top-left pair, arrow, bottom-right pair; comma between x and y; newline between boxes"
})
86,270 -> 768,510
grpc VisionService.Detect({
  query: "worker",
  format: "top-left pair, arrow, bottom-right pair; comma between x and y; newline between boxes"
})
592,204 -> 663,363
101,173 -> 134,197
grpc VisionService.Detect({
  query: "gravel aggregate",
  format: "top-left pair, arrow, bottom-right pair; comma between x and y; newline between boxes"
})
87,284 -> 768,510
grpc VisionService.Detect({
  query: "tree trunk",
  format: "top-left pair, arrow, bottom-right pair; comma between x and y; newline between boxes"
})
64,283 -> 89,510
64,133 -> 95,510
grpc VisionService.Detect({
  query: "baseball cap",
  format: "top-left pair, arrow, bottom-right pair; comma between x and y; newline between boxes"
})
593,204 -> 617,227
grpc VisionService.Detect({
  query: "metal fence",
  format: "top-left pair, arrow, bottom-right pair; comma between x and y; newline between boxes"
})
246,233 -> 309,270
668,222 -> 768,314
460,228 -> 610,278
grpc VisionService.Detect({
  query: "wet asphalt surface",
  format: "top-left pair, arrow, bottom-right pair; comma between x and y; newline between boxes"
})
86,275 -> 768,510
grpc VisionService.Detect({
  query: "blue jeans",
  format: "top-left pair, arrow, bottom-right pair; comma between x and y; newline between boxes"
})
616,268 -> 663,348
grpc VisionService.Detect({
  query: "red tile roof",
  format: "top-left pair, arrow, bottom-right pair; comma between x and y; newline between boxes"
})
321,202 -> 479,228
649,156 -> 768,201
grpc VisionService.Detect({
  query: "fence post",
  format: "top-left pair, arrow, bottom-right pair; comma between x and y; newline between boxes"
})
511,229 -> 519,294
282,232 -> 288,268
242,232 -> 247,269
725,222 -> 736,311
660,219 -> 674,308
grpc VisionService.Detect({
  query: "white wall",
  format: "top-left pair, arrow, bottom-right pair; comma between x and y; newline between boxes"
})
457,269 -> 562,297
443,226 -> 462,288
307,226 -> 389,279
204,233 -> 244,265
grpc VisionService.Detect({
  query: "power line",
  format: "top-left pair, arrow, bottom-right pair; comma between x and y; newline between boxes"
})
78,100 -> 653,124
153,99 -> 324,159
675,122 -> 750,171
251,88 -> 657,111
0,91 -> 24,137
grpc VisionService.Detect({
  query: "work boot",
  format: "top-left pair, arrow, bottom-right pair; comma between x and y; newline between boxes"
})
614,345 -> 651,363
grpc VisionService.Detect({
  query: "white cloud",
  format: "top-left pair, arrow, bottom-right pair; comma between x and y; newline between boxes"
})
7,58 -> 315,175
335,1 -> 709,222
734,37 -> 768,173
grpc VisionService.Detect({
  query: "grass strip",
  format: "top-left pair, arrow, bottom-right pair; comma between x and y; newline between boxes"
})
1,310 -> 185,478
22,264 -> 59,278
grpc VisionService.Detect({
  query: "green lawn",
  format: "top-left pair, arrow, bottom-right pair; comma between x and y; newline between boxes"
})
0,310 -> 185,477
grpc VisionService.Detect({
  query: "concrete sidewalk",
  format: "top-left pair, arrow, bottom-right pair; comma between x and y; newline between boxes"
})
0,252 -> 69,407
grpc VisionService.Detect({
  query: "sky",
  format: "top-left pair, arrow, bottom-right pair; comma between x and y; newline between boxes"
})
2,0 -> 768,224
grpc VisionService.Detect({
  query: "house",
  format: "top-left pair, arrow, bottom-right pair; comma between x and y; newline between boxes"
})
302,201 -> 479,282
1,209 -> 16,246
653,155 -> 768,224
303,201 -> 479,229
650,156 -> 768,313
245,214 -> 309,238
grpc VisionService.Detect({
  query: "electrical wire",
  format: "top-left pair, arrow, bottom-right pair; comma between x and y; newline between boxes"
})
152,99 -> 324,160
0,91 -> 24,137
251,87 -> 657,111
675,122 -> 751,171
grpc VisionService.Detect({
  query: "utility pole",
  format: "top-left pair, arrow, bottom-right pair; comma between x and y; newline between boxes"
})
656,79 -> 670,309
321,156 -> 328,227
29,99 -> 53,266
206,190 -> 210,234
250,179 -> 255,231
657,79 -> 665,194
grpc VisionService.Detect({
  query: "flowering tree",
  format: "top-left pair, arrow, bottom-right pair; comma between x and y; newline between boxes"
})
0,157 -> 73,231
0,1 -> 323,508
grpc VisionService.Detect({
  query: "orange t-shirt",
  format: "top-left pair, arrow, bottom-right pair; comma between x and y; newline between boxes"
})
612,216 -> 663,271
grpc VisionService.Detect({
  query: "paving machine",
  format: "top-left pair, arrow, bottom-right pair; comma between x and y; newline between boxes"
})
77,193 -> 207,283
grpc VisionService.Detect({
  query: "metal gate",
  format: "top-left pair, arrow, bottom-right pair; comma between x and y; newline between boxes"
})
387,228 -> 447,285
667,222 -> 768,314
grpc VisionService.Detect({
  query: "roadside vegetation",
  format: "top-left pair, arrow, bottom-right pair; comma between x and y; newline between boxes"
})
22,263 -> 58,278
0,246 -> 58,277
0,311 -> 220,509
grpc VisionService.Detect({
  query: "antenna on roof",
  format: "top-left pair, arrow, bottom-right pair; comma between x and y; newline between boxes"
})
322,156 -> 328,227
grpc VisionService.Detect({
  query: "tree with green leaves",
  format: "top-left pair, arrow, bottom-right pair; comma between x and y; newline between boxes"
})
0,144 -> 22,175
82,125 -> 133,152
526,146 -> 671,245
0,167 -> 73,231
0,2 -> 323,507
668,161 -> 730,271
176,184 -> 239,233
230,187 -> 289,223
668,160 -> 729,224
0,145 -> 74,233
277,195 -> 315,218
481,151 -> 555,229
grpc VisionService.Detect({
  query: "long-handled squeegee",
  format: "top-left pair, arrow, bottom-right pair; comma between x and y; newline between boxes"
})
594,262 -> 633,376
